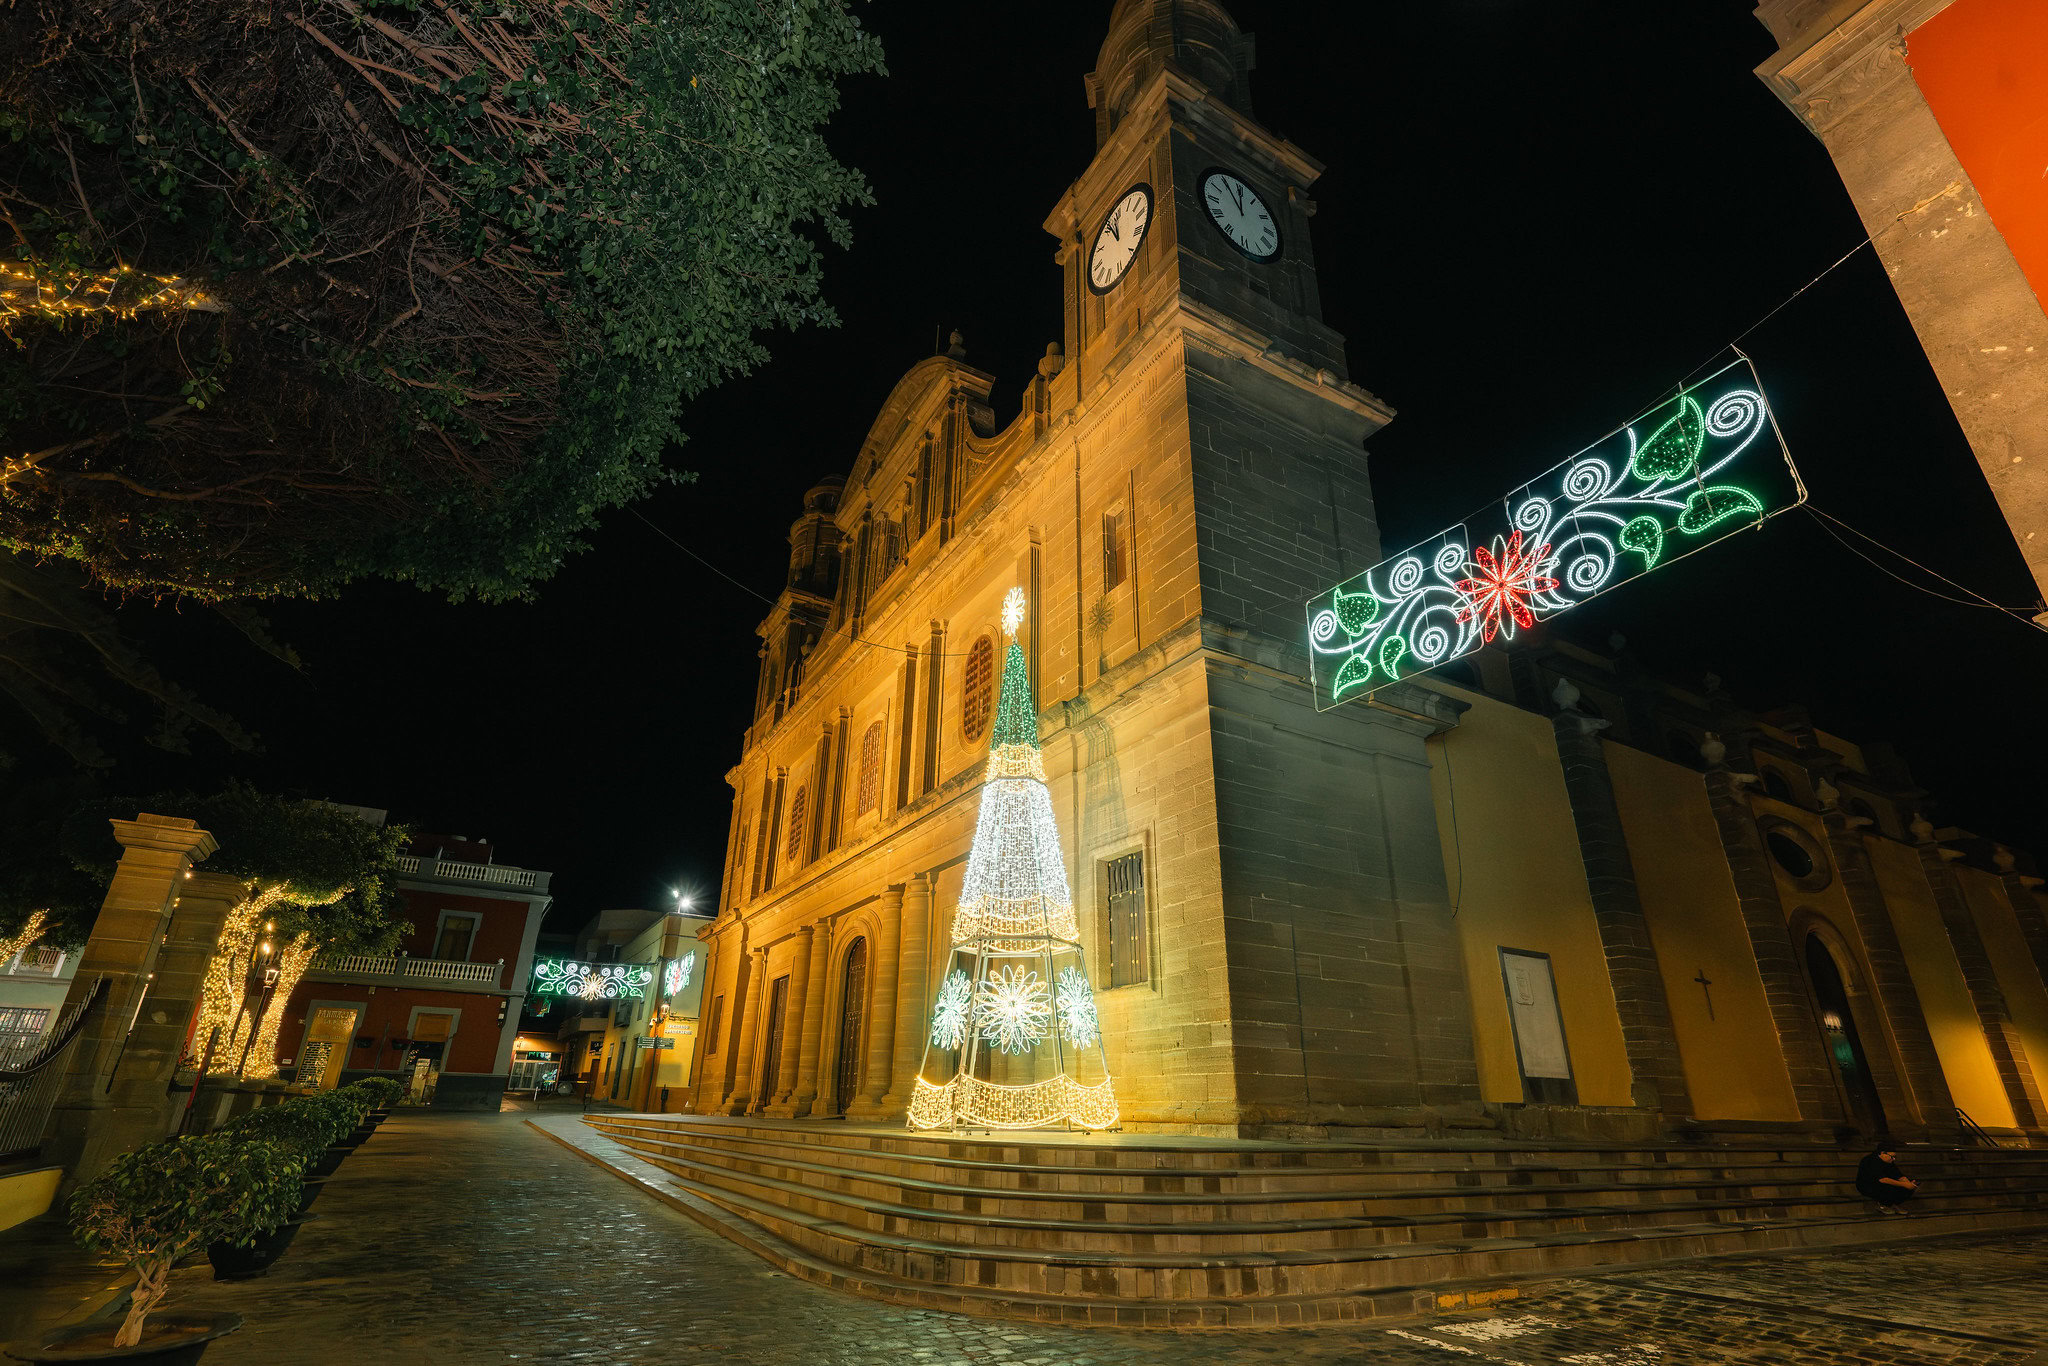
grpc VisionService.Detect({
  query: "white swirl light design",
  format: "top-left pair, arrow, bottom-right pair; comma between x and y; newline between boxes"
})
1306,361 -> 1796,707
974,964 -> 1053,1055
1055,965 -> 1101,1049
532,959 -> 653,1001
929,969 -> 972,1049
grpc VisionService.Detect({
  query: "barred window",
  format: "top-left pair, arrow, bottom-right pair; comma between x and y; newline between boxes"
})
961,635 -> 995,743
1104,851 -> 1148,987
1102,508 -> 1127,590
857,721 -> 884,815
785,787 -> 809,864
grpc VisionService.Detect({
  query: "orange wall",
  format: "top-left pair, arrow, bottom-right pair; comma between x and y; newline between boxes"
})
1911,0 -> 2048,315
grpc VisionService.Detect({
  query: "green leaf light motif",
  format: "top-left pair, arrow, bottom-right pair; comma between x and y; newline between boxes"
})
1332,653 -> 1374,699
1378,633 -> 1409,682
1630,394 -> 1704,481
1677,485 -> 1764,535
1619,516 -> 1665,567
1332,589 -> 1378,637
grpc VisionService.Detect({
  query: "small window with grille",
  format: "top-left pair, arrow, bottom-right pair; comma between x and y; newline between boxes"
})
1104,851 -> 1148,987
857,722 -> 884,815
1102,508 -> 1127,590
961,635 -> 995,742
786,787 -> 809,864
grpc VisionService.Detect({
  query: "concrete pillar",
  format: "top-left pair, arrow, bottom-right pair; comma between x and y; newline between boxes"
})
1552,714 -> 1693,1118
1821,818 -> 1953,1129
791,921 -> 833,1115
723,946 -> 769,1115
764,927 -> 815,1116
148,869 -> 244,1080
881,874 -> 933,1113
43,815 -> 219,1181
1918,839 -> 2044,1130
848,884 -> 903,1118
1702,772 -> 1841,1123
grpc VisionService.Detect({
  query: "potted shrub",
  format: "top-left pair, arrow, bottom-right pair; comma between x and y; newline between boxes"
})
350,1076 -> 404,1118
198,1138 -> 311,1282
37,1134 -> 298,1360
219,1103 -> 335,1212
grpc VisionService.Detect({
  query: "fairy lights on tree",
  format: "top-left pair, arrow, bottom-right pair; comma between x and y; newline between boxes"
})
1307,357 -> 1804,707
908,588 -> 1118,1131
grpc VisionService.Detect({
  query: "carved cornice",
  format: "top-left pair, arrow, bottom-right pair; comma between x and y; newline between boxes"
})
1754,0 -> 1953,136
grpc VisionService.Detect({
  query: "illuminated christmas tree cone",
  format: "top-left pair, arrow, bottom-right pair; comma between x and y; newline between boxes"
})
907,588 -> 1118,1131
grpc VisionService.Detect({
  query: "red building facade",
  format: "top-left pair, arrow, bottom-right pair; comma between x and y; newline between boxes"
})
273,835 -> 553,1110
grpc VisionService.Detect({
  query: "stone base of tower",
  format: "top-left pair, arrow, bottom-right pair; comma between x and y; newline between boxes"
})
540,1111 -> 2048,1329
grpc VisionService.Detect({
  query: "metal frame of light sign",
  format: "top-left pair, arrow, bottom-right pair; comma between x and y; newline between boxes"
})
531,959 -> 654,1000
1306,356 -> 1803,709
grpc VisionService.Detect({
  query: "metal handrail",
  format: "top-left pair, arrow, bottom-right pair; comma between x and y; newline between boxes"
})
0,976 -> 108,1161
0,975 -> 106,1086
1956,1106 -> 2004,1149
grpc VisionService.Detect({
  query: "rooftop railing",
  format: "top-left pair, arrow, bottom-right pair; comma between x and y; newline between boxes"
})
393,855 -> 541,890
312,953 -> 504,988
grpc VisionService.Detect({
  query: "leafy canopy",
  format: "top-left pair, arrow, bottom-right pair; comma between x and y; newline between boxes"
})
0,0 -> 883,601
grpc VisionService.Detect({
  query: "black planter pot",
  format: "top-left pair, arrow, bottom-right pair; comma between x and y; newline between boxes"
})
295,1176 -> 328,1214
309,1146 -> 348,1178
204,1214 -> 315,1282
10,1312 -> 244,1364
366,1109 -> 391,1124
347,1124 -> 375,1143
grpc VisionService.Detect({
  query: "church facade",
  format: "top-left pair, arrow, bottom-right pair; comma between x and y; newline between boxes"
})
682,0 -> 2048,1141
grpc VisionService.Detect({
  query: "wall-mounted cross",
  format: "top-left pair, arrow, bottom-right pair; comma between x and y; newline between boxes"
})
1693,968 -> 1715,1021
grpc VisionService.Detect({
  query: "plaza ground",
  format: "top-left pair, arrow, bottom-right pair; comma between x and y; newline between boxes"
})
7,1109 -> 2048,1364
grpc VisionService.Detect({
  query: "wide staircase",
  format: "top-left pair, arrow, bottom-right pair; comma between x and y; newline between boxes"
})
569,1113 -> 2048,1328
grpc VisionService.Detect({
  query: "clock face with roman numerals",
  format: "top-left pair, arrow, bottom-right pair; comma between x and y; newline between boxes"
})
1200,169 -> 1281,263
1087,184 -> 1152,295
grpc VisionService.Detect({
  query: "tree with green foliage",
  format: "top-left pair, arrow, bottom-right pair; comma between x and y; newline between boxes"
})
0,0 -> 883,602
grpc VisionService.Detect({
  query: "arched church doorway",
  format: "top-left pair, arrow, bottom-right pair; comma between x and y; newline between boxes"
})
832,937 -> 868,1114
1804,932 -> 1887,1134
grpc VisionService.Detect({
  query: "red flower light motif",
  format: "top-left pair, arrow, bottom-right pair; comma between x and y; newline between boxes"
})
1455,530 -> 1559,644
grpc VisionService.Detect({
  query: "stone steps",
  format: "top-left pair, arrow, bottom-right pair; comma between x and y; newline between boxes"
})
571,1114 -> 2048,1326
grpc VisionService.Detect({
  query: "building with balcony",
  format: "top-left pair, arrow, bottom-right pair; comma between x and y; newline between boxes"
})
273,834 -> 554,1110
0,941 -> 74,1066
570,908 -> 714,1112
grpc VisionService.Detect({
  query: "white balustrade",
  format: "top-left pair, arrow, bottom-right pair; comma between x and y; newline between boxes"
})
311,953 -> 504,987
391,855 -> 539,889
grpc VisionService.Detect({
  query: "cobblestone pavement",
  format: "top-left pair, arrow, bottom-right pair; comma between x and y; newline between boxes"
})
88,1112 -> 2048,1365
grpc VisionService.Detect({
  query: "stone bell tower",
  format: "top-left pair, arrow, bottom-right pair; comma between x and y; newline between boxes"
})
1037,0 -> 1482,1128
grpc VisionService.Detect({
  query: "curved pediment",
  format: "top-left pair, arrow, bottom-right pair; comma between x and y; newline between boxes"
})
848,354 -> 995,492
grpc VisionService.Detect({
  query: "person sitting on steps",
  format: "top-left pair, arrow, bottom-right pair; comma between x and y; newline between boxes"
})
1856,1143 -> 1917,1214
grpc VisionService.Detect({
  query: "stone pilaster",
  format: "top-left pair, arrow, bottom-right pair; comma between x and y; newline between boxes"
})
881,875 -> 932,1113
1998,864 -> 2048,1003
1703,771 -> 1842,1122
791,920 -> 833,1115
847,884 -> 903,1118
43,814 -> 220,1181
1551,714 -> 1692,1118
764,926 -> 814,1116
723,946 -> 769,1115
1821,819 -> 1953,1128
1917,840 -> 2044,1129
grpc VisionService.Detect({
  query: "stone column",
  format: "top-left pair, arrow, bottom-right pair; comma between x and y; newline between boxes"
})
1821,816 -> 1953,1129
881,874 -> 933,1114
791,920 -> 833,1115
764,927 -> 815,1116
723,946 -> 769,1115
847,884 -> 904,1118
1917,833 -> 2044,1129
43,815 -> 219,1181
1552,713 -> 1693,1118
1703,771 -> 1841,1122
152,869 -> 245,1075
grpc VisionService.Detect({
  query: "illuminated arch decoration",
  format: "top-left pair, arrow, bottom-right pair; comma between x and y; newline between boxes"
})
532,959 -> 653,1000
1306,357 -> 1804,709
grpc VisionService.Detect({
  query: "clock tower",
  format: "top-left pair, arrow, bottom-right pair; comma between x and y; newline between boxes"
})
1040,0 -> 1484,1125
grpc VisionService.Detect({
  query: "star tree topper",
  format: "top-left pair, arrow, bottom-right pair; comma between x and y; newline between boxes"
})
1002,585 -> 1026,637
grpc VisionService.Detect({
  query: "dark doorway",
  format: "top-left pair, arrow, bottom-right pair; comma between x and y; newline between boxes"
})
758,975 -> 789,1112
833,937 -> 869,1114
1805,932 -> 1887,1134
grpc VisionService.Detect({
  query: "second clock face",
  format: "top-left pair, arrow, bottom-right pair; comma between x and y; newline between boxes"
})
1200,169 -> 1281,262
1087,184 -> 1153,295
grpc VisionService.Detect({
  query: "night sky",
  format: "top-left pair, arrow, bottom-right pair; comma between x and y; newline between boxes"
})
24,1 -> 2048,927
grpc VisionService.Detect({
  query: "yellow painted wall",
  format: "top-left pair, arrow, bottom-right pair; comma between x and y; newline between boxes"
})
1865,838 -> 2017,1127
1604,743 -> 1800,1121
1426,687 -> 1633,1109
0,1165 -> 61,1233
1956,867 -> 2048,1092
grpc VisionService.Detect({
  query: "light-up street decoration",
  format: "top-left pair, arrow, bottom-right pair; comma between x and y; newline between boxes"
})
531,958 -> 654,1000
663,952 -> 696,997
1307,357 -> 1802,708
